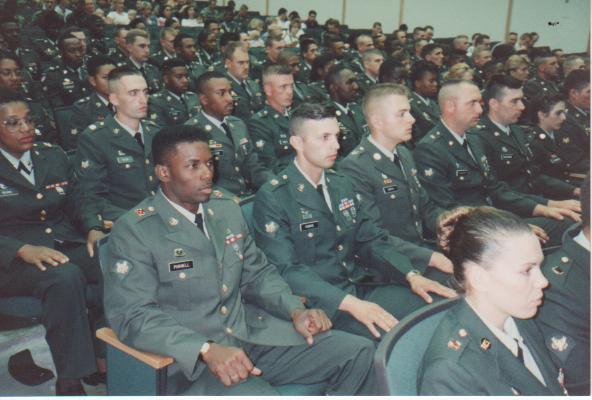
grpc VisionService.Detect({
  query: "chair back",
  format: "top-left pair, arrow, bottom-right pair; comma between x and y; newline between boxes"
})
239,194 -> 256,235
96,235 -> 110,274
374,297 -> 460,395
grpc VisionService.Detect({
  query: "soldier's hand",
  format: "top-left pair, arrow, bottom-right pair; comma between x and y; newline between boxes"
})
103,220 -> 114,230
428,252 -> 453,274
528,224 -> 549,244
201,343 -> 262,386
533,204 -> 581,222
16,244 -> 69,272
547,199 -> 581,213
86,229 -> 105,257
574,187 -> 581,197
338,294 -> 398,338
291,308 -> 332,345
407,274 -> 457,304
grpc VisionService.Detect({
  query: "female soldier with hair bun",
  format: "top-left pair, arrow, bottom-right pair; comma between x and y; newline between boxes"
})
418,206 -> 567,396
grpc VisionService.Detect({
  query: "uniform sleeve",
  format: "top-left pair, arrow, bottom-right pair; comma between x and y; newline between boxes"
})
413,141 -> 459,210
238,122 -> 274,189
0,235 -> 27,271
247,117 -> 281,172
253,187 -> 349,318
533,173 -> 576,199
419,359 -> 488,395
146,99 -> 168,128
104,219 -> 206,380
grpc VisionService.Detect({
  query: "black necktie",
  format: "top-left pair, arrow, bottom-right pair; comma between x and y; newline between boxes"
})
17,161 -> 31,175
515,339 -> 525,364
462,140 -> 476,162
392,152 -> 400,165
316,183 -> 331,211
107,103 -> 115,113
134,132 -> 144,149
240,81 -> 251,97
220,122 -> 234,146
179,94 -> 186,106
194,212 -> 204,233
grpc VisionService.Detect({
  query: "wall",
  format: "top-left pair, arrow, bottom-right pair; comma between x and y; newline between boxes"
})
224,0 -> 589,53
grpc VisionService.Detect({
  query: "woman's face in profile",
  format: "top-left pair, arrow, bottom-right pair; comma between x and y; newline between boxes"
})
476,232 -> 548,320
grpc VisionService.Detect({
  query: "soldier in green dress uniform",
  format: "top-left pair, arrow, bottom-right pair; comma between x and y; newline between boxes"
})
107,26 -> 129,66
297,38 -> 318,84
409,61 -> 440,143
123,29 -> 161,94
149,59 -> 200,127
253,103 -> 456,341
174,33 -> 209,93
277,50 -> 324,107
148,27 -> 177,70
356,49 -> 383,97
418,207 -> 567,396
104,124 -> 377,395
523,54 -> 561,103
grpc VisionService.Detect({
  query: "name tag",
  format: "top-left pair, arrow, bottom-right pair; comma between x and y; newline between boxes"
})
501,153 -> 513,160
117,155 -> 134,164
0,183 -> 18,197
212,150 -> 224,157
383,185 -> 399,194
300,221 -> 319,231
169,260 -> 194,272
456,169 -> 469,177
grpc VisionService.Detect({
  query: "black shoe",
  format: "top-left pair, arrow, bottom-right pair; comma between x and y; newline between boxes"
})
56,380 -> 87,396
8,349 -> 54,386
82,371 -> 106,386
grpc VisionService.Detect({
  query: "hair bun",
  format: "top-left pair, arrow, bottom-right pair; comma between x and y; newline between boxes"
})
437,206 -> 475,253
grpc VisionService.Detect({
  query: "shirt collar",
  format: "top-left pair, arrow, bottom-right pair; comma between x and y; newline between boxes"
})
97,94 -> 109,106
413,92 -> 430,106
0,148 -> 32,171
129,57 -> 144,69
441,119 -> 466,144
294,159 -> 327,189
573,229 -> 590,251
201,111 -> 227,130
490,118 -> 511,135
226,71 -> 243,85
167,90 -> 182,102
333,101 -> 349,115
365,73 -> 377,83
368,135 -> 396,162
114,115 -> 143,137
161,188 -> 205,227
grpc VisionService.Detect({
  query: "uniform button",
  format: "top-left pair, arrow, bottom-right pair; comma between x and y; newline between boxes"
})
336,225 -> 341,232
148,176 -> 153,181
225,327 -> 233,334
234,166 -> 240,172
506,161 -> 510,165
44,227 -> 52,234
220,306 -> 228,315
36,193 -> 43,200
342,261 -> 347,267
40,216 -> 46,221
179,272 -> 187,280
337,244 -> 344,251
145,159 -> 150,165
222,284 -> 229,293
307,232 -> 314,238
412,205 -> 417,211
561,256 -> 569,264
150,191 -> 156,196
390,194 -> 396,199
40,210 -> 47,215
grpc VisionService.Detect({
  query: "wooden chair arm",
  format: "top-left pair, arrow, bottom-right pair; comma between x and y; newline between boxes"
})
96,327 -> 174,369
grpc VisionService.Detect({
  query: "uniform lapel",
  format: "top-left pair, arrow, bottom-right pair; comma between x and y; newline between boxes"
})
197,111 -> 235,149
30,147 -> 48,190
0,152 -> 34,189
109,116 -> 146,155
288,163 -> 333,218
155,192 -> 204,251
440,126 -> 479,168
363,138 -> 406,181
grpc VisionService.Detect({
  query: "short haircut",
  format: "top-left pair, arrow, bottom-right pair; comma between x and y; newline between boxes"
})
438,79 -> 478,107
197,30 -> 214,46
362,83 -> 408,119
533,54 -> 555,69
410,60 -> 438,88
420,43 -> 441,59
355,34 -> 372,49
277,49 -> 299,65
324,33 -> 343,47
564,68 -> 590,93
289,102 -> 336,136
262,64 -> 292,84
152,125 -> 210,166
379,58 -> 408,84
472,45 -> 490,59
563,55 -> 585,70
162,58 -> 187,74
582,173 -> 590,229
160,27 -> 177,40
173,32 -> 193,48
57,33 -> 80,50
114,25 -> 127,38
107,66 -> 143,92
0,88 -> 26,109
265,34 -> 283,48
362,48 -> 383,63
483,74 -> 522,103
87,55 -> 116,76
299,38 -> 317,54
324,66 -> 350,92
194,70 -> 227,94
125,28 -> 148,45
224,41 -> 246,60
220,32 -> 240,48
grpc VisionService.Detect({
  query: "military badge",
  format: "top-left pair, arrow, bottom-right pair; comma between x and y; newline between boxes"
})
539,133 -> 546,140
168,217 -> 179,226
70,128 -> 77,135
135,208 -> 145,216
551,336 -> 568,352
207,208 -> 214,216
562,137 -> 570,144
81,160 -> 90,169
270,179 -> 279,186
174,248 -> 185,257
89,124 -> 97,131
300,208 -> 313,219
494,131 -> 500,137
265,221 -> 279,234
114,260 -> 130,275
560,256 -> 569,264
335,110 -> 342,117
113,128 -> 119,134
447,340 -> 461,350
458,329 -> 467,337
448,140 -> 455,147
480,338 -> 491,350
373,153 -> 381,161
214,190 -> 223,198
297,183 -> 305,192
255,140 -> 265,149
424,168 -> 434,177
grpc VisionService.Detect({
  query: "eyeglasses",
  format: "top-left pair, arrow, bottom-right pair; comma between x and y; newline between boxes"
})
3,116 -> 35,132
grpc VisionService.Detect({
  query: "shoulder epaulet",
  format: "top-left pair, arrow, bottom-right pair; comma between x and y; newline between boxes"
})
426,130 -> 444,142
32,141 -> 55,149
542,250 -> 572,281
267,175 -> 288,191
144,119 -> 159,128
150,92 -> 162,98
75,96 -> 91,104
349,144 -> 367,156
210,187 -> 236,201
255,109 -> 269,118
186,90 -> 198,97
132,202 -> 158,221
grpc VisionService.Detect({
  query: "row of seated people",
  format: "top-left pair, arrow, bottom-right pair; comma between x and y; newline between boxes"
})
0,67 -> 588,394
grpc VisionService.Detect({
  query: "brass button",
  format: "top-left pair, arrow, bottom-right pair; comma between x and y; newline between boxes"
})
179,272 -> 187,280
40,216 -> 46,221
220,306 -> 228,315
337,244 -> 344,251
44,227 -> 52,234
148,176 -> 153,181
561,256 -> 569,264
145,159 -> 150,165
225,327 -> 233,334
40,210 -> 47,215
234,166 -> 240,172
307,232 -> 314,238
36,193 -> 43,200
222,284 -> 229,293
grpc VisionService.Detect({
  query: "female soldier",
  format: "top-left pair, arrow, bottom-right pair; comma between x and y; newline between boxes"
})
418,206 -> 567,395
0,90 -> 105,394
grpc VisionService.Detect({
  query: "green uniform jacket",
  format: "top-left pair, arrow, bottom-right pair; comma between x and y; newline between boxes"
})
339,138 -> 442,259
149,89 -> 200,127
292,81 -> 326,107
247,105 -> 294,173
148,49 -> 175,69
41,62 -> 90,107
536,224 -> 590,395
185,111 -> 272,197
356,73 -> 376,97
32,37 -> 60,62
15,46 -> 41,79
73,116 -> 159,231
123,58 -> 162,94
523,76 -> 560,103
331,101 -> 367,158
185,60 -> 209,93
225,73 -> 265,122
0,142 -> 83,282
413,122 -> 541,217
27,95 -> 58,144
556,103 -> 590,172
104,189 -> 306,380
418,299 -> 566,396
409,92 -> 440,143
253,163 -> 415,319
108,48 -> 128,66
529,126 -> 588,180
296,61 -> 312,83
68,93 -> 115,150
474,116 -> 575,200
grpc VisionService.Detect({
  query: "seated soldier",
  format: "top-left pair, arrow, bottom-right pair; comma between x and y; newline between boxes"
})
325,66 -> 367,157
409,61 -> 440,143
0,19 -> 41,80
68,55 -> 117,150
250,35 -> 285,83
103,124 -> 376,396
0,52 -> 57,143
277,49 -> 322,107
357,49 -> 383,97
0,90 -> 105,395
536,174 -> 590,396
339,84 -> 452,282
196,29 -> 219,66
185,71 -> 271,198
297,38 -> 318,83
475,75 -> 580,203
173,33 -> 208,93
31,10 -> 63,62
108,26 -> 129,66
148,27 -> 178,69
123,29 -> 161,93
41,33 -> 90,107
529,94 -> 589,182
223,42 -> 264,122
247,65 -> 294,173
413,80 -> 579,247
74,67 -> 160,247
149,59 -> 200,126
253,103 -> 455,342
523,54 -> 561,103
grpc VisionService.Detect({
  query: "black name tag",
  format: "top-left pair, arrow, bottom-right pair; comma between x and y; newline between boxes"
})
456,169 -> 469,177
501,153 -> 513,160
300,221 -> 319,231
212,150 -> 224,157
383,185 -> 399,194
169,260 -> 194,272
117,155 -> 134,164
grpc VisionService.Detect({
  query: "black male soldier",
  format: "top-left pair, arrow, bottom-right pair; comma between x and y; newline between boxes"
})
74,67 -> 159,247
185,72 -> 271,198
340,84 -> 453,282
103,124 -> 376,395
413,79 -> 580,247
253,103 -> 455,341
149,59 -> 200,127
409,61 -> 440,143
174,33 -> 209,93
